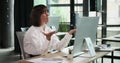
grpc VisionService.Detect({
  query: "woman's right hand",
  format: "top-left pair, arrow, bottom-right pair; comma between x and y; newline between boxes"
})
43,31 -> 57,41
68,29 -> 76,35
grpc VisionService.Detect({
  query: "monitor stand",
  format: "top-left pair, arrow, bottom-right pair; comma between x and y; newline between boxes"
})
73,52 -> 85,58
80,37 -> 96,57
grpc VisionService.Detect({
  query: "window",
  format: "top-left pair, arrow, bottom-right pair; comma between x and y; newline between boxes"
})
49,0 -> 83,22
34,0 -> 46,6
107,0 -> 120,37
48,0 -> 70,23
50,7 -> 70,22
49,0 -> 70,4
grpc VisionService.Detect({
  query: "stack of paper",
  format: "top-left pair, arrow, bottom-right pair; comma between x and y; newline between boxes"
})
27,58 -> 63,63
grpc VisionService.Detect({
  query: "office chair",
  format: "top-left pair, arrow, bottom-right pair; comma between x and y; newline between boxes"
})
16,31 -> 30,59
21,27 -> 29,32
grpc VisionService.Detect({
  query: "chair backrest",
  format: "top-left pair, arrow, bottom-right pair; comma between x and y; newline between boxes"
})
16,31 -> 29,59
21,27 -> 29,32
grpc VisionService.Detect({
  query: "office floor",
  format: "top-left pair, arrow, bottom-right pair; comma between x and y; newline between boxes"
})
0,47 -> 119,63
0,47 -> 20,63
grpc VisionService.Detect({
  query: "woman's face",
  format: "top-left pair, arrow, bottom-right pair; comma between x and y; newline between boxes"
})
40,8 -> 49,24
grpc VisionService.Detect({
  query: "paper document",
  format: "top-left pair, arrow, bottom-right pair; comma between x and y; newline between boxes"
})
27,58 -> 63,63
100,48 -> 114,51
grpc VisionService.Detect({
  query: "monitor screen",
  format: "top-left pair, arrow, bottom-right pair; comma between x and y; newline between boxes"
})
72,17 -> 99,57
47,16 -> 60,31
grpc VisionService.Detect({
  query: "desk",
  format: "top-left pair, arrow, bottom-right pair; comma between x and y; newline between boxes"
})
102,34 -> 120,63
18,51 -> 110,63
102,34 -> 120,42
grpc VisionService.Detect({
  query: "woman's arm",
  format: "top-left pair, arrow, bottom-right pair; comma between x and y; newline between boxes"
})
24,31 -> 50,55
51,29 -> 76,51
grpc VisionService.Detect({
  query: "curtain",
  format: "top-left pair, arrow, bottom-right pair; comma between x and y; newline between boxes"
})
14,0 -> 33,52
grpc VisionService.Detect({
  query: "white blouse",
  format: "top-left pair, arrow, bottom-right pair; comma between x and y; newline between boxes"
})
23,25 -> 72,55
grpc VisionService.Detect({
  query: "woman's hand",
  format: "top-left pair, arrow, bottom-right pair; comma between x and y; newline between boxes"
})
68,29 -> 76,35
43,31 -> 57,41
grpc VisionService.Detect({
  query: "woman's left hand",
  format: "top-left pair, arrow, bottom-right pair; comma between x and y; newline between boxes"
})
68,29 -> 76,35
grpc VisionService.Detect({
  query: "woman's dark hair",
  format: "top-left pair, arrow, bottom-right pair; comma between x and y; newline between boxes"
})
30,5 -> 47,27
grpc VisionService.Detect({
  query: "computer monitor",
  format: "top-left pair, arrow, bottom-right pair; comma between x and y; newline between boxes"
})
47,16 -> 60,31
72,17 -> 99,57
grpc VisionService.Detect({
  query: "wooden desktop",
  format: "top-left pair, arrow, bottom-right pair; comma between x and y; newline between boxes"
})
18,47 -> 113,63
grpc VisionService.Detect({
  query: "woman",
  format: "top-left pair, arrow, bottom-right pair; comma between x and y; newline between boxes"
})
23,5 -> 76,56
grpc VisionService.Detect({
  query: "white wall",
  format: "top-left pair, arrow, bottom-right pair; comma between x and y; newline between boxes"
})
107,0 -> 120,25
